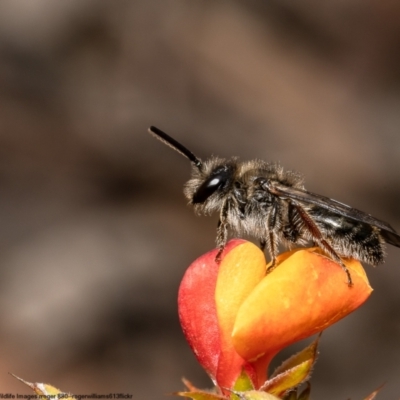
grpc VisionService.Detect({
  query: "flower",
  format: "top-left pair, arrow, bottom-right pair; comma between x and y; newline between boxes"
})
178,240 -> 372,391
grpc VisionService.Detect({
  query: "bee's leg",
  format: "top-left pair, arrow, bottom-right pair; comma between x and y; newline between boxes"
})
265,231 -> 278,272
263,204 -> 280,272
215,201 -> 229,263
282,202 -> 302,243
294,204 -> 353,286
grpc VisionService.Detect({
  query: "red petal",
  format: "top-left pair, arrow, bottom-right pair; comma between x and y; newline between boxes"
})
178,239 -> 247,381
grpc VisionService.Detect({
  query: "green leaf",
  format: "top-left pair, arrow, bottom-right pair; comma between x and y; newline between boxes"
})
231,390 -> 281,400
175,390 -> 226,400
176,380 -> 225,400
233,370 -> 255,392
10,374 -> 75,400
259,336 -> 319,396
271,335 -> 320,379
261,360 -> 313,396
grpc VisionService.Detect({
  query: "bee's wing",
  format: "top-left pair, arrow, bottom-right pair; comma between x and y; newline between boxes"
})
270,182 -> 400,247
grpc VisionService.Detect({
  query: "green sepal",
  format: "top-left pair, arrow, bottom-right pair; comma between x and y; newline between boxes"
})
232,369 -> 255,392
230,390 -> 281,400
174,390 -> 226,400
260,337 -> 319,396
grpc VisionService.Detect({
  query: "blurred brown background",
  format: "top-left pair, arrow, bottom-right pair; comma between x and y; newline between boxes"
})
0,1 -> 400,399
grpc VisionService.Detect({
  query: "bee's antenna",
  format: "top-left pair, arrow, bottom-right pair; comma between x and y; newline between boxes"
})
148,126 -> 202,170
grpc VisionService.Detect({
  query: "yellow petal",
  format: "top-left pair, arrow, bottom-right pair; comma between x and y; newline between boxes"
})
232,248 -> 372,361
215,241 -> 267,388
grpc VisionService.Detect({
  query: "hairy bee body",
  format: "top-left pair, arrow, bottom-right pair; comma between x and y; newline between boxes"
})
148,126 -> 400,285
184,157 -> 385,267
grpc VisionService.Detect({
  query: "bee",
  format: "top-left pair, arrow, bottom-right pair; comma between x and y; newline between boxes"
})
148,126 -> 400,286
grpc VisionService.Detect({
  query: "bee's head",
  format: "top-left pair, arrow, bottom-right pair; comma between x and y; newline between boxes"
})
184,158 -> 237,214
148,126 -> 236,214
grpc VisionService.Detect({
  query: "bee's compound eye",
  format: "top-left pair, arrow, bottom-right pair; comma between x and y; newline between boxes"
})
192,172 -> 229,204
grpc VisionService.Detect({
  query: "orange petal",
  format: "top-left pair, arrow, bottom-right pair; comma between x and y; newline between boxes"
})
215,241 -> 267,388
232,248 -> 372,362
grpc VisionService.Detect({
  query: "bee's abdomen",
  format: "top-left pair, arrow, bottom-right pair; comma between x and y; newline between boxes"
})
310,208 -> 385,266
